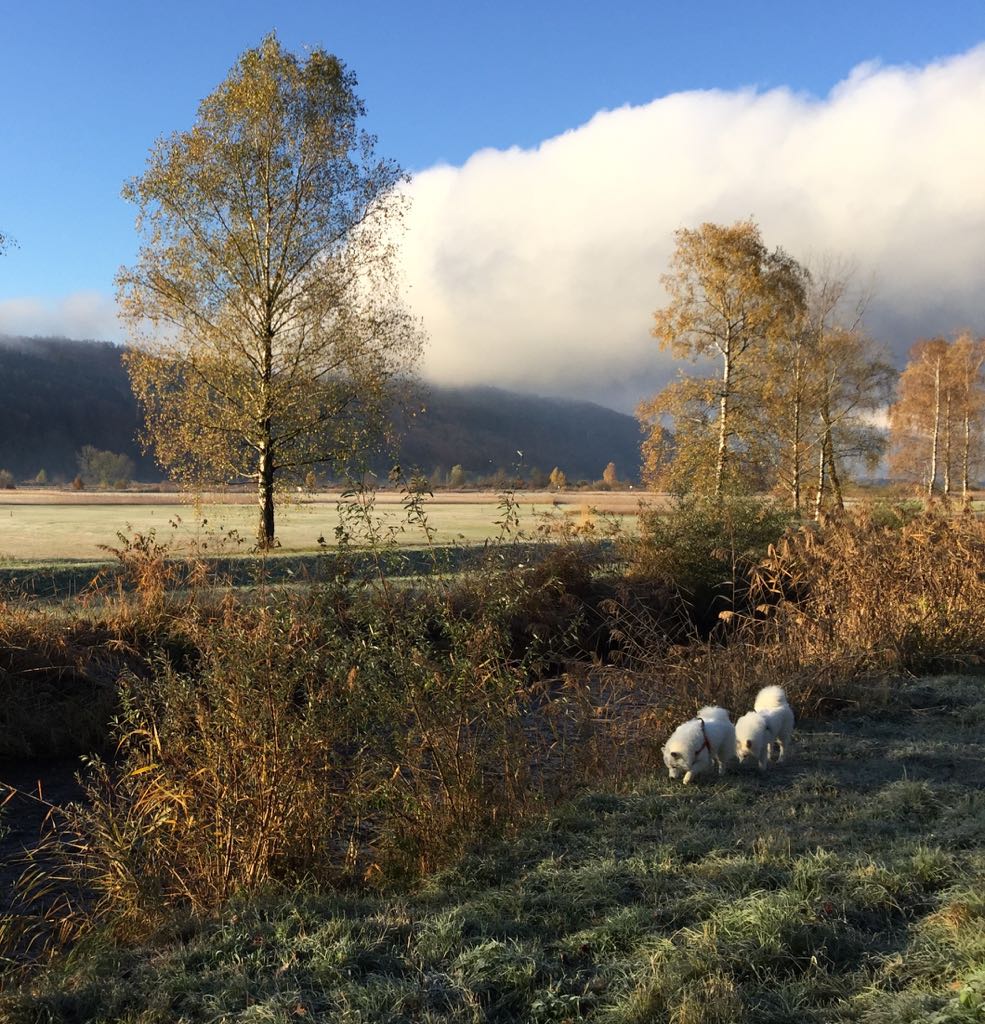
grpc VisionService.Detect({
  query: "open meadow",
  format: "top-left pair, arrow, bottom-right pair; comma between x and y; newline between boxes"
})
0,490 -> 647,564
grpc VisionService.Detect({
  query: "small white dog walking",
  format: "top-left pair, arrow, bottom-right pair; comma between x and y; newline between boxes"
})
663,705 -> 736,785
735,685 -> 795,769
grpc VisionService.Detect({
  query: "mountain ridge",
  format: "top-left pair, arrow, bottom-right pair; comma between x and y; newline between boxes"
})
0,335 -> 642,483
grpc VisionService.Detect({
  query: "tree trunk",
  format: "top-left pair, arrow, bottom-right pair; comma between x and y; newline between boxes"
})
943,391 -> 952,497
928,355 -> 941,499
963,410 -> 971,507
257,436 -> 275,549
819,382 -> 844,511
826,428 -> 844,510
791,356 -> 803,515
813,438 -> 825,521
715,330 -> 732,501
257,325 -> 276,549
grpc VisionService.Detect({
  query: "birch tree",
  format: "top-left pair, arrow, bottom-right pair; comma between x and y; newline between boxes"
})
755,260 -> 893,516
118,35 -> 423,548
809,326 -> 895,516
645,220 -> 805,499
889,338 -> 951,497
950,332 -> 985,505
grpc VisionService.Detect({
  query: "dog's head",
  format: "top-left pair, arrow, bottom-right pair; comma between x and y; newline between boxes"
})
663,720 -> 708,779
736,737 -> 757,762
662,742 -> 688,779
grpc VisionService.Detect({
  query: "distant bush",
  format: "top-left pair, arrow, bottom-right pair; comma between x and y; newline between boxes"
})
0,469 -> 15,489
0,610 -> 128,758
76,445 -> 135,489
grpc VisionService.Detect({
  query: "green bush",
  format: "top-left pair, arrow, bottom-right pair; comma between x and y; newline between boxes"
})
76,446 -> 134,489
625,494 -> 793,630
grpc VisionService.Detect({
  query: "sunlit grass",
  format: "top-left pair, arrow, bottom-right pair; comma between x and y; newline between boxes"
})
0,500 -> 636,562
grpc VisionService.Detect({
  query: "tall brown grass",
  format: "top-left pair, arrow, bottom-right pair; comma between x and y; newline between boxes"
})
753,505 -> 985,674
605,501 -> 985,732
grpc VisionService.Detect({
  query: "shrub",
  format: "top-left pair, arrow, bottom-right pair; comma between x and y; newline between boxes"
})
76,446 -> 135,489
50,609 -> 352,930
625,494 -> 793,633
0,469 -> 16,489
19,493 -> 618,939
549,467 -> 567,491
0,608 -> 126,757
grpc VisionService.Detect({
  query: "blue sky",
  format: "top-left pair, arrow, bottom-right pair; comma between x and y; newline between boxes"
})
2,1 -> 985,408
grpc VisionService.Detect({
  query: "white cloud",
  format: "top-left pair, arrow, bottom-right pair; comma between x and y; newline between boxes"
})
6,47 -> 985,414
400,45 -> 985,411
0,291 -> 122,343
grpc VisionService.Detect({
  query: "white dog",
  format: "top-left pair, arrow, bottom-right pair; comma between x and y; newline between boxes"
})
734,711 -> 773,771
735,686 -> 795,769
662,705 -> 736,785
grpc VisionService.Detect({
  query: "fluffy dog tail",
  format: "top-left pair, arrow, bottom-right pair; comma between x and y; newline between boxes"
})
754,685 -> 789,711
697,705 -> 730,721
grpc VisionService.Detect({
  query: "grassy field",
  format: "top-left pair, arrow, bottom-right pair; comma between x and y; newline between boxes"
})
0,491 -> 641,563
5,674 -> 984,1023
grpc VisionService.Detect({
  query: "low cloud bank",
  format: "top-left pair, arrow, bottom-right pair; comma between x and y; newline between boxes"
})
0,292 -> 122,344
400,45 -> 985,410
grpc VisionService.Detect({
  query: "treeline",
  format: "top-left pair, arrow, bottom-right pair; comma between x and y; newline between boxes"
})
0,336 -> 154,482
391,385 -> 643,484
637,219 -> 985,511
400,460 -> 628,491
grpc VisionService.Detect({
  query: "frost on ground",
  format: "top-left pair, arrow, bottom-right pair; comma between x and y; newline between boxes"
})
2,674 -> 985,1023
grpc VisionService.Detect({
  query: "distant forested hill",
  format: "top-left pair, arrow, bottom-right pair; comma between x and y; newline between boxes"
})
395,385 -> 642,483
0,335 -> 153,481
0,336 -> 641,483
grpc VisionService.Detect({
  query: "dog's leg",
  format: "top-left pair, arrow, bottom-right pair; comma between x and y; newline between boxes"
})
758,747 -> 768,772
683,769 -> 694,785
